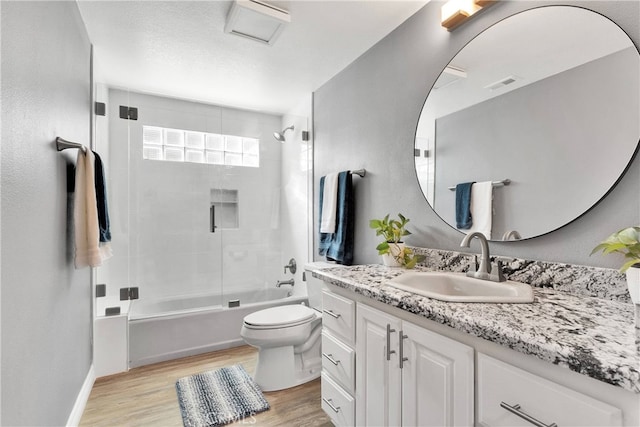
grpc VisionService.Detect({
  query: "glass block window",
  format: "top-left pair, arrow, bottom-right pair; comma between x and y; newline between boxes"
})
143,126 -> 260,167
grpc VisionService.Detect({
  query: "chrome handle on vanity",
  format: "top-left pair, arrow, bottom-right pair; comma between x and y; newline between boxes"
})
386,324 -> 396,361
322,353 -> 340,366
323,309 -> 341,319
323,398 -> 341,413
500,402 -> 558,427
399,330 -> 409,369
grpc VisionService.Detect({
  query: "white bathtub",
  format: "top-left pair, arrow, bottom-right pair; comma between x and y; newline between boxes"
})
128,288 -> 308,368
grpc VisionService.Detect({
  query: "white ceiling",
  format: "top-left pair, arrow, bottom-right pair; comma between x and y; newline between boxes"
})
78,0 -> 429,115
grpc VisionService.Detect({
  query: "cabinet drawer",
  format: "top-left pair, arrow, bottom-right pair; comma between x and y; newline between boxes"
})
477,353 -> 622,427
322,290 -> 355,345
322,331 -> 355,393
322,372 -> 355,427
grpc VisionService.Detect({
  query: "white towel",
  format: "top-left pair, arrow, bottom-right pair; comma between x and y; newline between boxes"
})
468,181 -> 493,240
320,173 -> 339,233
74,150 -> 112,268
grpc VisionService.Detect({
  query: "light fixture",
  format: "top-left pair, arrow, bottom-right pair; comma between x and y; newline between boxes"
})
441,0 -> 495,31
225,0 -> 290,46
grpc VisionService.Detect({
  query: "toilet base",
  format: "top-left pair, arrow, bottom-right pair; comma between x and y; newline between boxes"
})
254,345 -> 321,392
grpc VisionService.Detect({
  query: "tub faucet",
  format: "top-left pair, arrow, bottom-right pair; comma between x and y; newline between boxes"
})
460,232 -> 506,282
276,279 -> 295,287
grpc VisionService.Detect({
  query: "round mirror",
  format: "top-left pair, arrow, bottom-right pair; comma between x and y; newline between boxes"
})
415,6 -> 639,241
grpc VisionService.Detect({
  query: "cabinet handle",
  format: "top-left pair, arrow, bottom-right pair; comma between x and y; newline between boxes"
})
399,330 -> 409,369
386,324 -> 396,361
323,309 -> 341,319
322,352 -> 340,365
323,398 -> 341,413
500,402 -> 558,427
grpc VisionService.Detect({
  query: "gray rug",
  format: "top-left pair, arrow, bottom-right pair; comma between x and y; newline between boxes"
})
176,364 -> 270,427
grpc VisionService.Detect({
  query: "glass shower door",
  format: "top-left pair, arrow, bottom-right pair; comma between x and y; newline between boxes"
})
215,111 -> 284,305
128,96 -> 225,306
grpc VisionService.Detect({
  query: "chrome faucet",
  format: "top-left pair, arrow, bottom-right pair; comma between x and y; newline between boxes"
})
460,232 -> 506,282
276,279 -> 295,287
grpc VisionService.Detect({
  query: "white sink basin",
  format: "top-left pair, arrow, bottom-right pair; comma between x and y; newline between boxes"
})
388,271 -> 534,303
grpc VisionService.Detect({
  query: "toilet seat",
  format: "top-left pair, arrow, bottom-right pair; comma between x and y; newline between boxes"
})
243,305 -> 316,330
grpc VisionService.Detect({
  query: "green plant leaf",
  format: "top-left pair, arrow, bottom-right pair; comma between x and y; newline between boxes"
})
376,241 -> 390,252
404,258 -> 417,269
591,226 -> 640,271
602,243 -> 628,254
590,243 -> 609,256
617,227 -> 640,245
620,258 -> 640,273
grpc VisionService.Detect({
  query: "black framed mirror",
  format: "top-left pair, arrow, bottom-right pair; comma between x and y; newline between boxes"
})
414,6 -> 639,241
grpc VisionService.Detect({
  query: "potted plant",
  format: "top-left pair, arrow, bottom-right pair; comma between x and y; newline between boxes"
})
591,226 -> 640,305
369,213 -> 425,269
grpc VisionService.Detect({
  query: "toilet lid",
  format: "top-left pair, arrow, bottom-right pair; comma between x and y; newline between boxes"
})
244,305 -> 316,329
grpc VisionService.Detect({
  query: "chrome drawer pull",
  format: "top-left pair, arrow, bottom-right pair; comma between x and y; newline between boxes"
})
500,402 -> 557,427
323,397 -> 341,413
322,352 -> 340,365
386,324 -> 396,361
399,330 -> 409,369
323,309 -> 341,319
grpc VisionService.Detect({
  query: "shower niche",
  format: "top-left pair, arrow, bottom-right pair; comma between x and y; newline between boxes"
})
211,189 -> 239,231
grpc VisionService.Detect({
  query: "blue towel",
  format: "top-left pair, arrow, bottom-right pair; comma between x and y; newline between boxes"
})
455,182 -> 474,229
318,171 -> 354,265
93,151 -> 111,243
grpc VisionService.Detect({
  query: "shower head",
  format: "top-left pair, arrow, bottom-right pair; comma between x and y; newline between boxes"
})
273,125 -> 294,142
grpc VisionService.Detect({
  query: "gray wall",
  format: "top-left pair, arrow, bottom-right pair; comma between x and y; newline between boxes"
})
1,2 -> 92,425
314,0 -> 640,269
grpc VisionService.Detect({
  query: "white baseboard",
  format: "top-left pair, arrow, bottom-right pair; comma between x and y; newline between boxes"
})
66,364 -> 96,427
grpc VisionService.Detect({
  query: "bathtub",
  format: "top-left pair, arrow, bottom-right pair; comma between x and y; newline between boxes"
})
128,288 -> 308,368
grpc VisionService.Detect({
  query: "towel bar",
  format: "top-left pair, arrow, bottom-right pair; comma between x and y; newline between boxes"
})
448,179 -> 510,191
351,169 -> 366,177
56,137 -> 86,152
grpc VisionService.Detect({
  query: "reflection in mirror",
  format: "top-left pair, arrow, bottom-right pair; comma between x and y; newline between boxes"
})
415,6 -> 639,241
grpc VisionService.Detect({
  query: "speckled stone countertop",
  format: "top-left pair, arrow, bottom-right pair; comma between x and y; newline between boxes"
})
313,264 -> 640,393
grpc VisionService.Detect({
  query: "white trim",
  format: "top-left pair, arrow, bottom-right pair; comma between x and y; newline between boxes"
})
66,364 -> 96,427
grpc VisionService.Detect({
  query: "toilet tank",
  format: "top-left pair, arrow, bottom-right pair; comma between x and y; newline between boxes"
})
304,262 -> 342,311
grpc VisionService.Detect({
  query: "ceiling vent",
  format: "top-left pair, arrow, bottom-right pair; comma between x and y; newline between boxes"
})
225,0 -> 290,46
434,65 -> 467,90
485,75 -> 521,91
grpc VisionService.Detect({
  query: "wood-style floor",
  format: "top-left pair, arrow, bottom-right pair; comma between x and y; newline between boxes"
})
80,345 -> 332,427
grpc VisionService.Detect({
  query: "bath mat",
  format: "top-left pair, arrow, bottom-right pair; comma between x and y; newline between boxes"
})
176,364 -> 270,427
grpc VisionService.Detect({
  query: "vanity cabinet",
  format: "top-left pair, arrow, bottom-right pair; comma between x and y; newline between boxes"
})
321,290 -> 356,426
477,353 -> 622,427
356,303 -> 474,426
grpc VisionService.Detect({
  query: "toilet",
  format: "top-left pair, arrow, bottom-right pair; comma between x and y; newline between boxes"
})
240,262 -> 336,391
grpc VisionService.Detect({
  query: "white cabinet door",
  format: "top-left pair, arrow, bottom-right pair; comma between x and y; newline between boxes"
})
356,304 -> 402,427
401,321 -> 474,427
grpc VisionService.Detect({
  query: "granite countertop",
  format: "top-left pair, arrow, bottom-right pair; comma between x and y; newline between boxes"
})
313,264 -> 640,393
